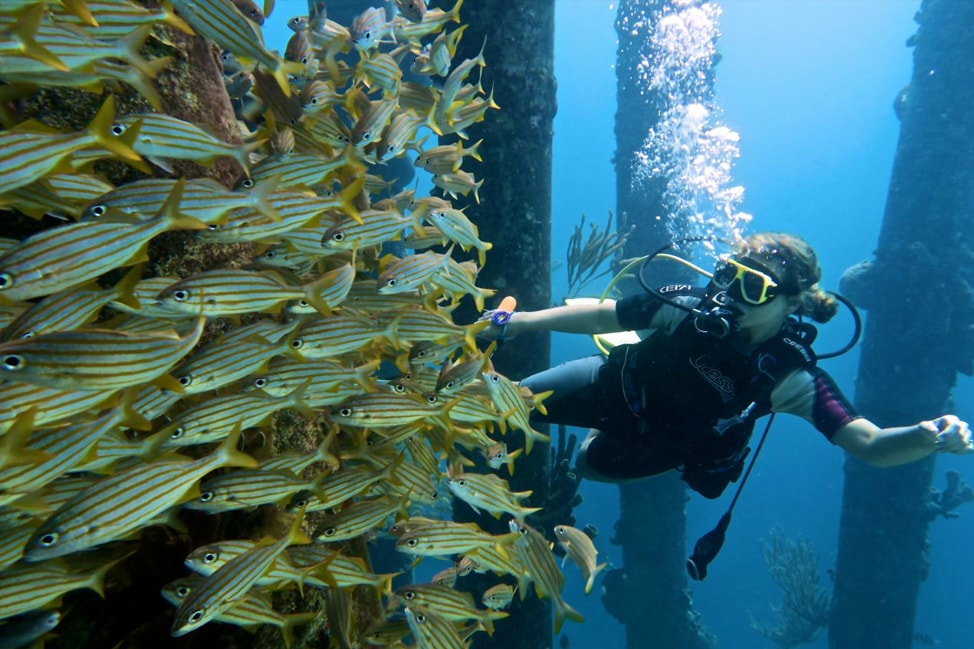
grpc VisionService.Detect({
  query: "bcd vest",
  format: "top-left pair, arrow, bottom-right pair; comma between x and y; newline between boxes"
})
607,289 -> 817,498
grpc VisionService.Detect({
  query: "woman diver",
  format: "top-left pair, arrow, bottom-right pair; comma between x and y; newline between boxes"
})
480,232 -> 972,498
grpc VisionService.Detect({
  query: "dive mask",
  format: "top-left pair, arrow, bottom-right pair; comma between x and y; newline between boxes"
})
711,257 -> 781,306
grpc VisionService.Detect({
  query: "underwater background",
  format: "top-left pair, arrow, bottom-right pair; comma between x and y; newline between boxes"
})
534,1 -> 973,648
0,0 -> 970,647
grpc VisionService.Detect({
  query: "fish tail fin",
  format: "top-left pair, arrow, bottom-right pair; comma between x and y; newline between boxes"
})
249,174 -> 284,221
585,562 -> 608,595
87,96 -> 148,170
160,0 -> 195,34
553,597 -> 585,634
0,408 -> 50,468
467,138 -> 484,162
15,5 -> 69,71
215,423 -> 259,470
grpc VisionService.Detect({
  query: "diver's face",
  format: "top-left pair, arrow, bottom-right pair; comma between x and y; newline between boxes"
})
731,294 -> 799,344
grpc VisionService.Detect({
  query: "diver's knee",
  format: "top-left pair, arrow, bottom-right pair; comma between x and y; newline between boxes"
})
574,429 -> 624,484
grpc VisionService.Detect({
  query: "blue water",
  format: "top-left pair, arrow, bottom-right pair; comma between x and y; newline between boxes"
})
551,2 -> 973,648
262,2 -> 973,646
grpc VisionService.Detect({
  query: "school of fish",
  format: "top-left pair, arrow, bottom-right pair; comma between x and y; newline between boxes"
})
0,0 -> 602,646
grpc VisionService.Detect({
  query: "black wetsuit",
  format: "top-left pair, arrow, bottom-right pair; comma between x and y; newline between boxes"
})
521,290 -> 860,497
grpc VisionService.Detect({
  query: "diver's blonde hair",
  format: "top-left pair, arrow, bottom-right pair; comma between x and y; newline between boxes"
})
736,232 -> 838,323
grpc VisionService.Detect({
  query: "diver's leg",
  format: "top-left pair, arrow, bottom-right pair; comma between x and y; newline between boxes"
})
575,427 -> 679,483
520,355 -> 607,430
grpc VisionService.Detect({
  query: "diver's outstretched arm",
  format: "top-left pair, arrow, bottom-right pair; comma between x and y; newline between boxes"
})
481,300 -> 623,339
833,415 -> 972,467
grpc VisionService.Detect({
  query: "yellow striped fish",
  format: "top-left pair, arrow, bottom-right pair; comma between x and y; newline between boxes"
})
0,381 -> 116,434
394,582 -> 508,632
115,112 -> 256,172
54,0 -> 193,38
314,495 -> 407,542
169,0 -> 299,95
22,427 -> 256,561
395,521 -> 517,559
182,539 -> 329,591
159,389 -> 310,449
403,606 -> 467,649
508,520 -> 584,633
153,268 -> 344,317
1,266 -> 139,341
0,95 -> 143,196
482,371 -> 551,454
553,524 -> 607,595
162,575 -> 316,647
0,213 -> 201,301
0,555 -> 124,619
170,508 -> 309,636
0,317 -> 204,392
482,583 -> 517,610
446,472 -> 541,520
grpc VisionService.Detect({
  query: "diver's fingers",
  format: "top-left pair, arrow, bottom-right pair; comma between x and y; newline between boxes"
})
931,416 -> 973,454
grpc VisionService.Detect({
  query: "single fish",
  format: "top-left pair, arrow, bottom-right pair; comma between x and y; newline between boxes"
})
0,317 -> 204,392
22,430 -> 254,560
553,524 -> 607,595
170,507 -> 309,636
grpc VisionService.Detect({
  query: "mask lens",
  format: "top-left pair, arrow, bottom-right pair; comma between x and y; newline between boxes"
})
712,258 -> 779,305
740,270 -> 770,304
712,263 -> 737,289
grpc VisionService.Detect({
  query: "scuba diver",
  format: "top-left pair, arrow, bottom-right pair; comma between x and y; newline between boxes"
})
479,232 -> 972,497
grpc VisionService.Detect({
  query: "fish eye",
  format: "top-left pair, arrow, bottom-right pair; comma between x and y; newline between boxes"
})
406,538 -> 418,547
171,426 -> 185,439
298,299 -> 309,307
392,384 -> 405,393
176,586 -> 191,597
426,395 -> 438,405
290,338 -> 303,349
0,273 -> 11,288
199,491 -> 214,503
2,355 -> 24,371
172,289 -> 190,302
179,374 -> 193,387
415,612 -> 427,623
444,380 -> 455,389
385,278 -> 397,287
253,377 -> 267,388
203,551 -> 218,563
457,479 -> 466,487
240,178 -> 255,189
264,250 -> 277,259
403,590 -> 415,599
339,407 -> 352,417
111,123 -> 126,136
38,532 -> 58,547
323,527 -> 337,537
188,609 -> 205,623
91,204 -> 107,217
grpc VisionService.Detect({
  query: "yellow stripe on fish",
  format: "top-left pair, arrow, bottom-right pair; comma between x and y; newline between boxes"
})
170,507 -> 309,636
508,520 -> 584,633
22,427 -> 256,562
154,268 -> 347,317
0,317 -> 204,391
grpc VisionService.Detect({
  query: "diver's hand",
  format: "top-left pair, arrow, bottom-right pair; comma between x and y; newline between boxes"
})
921,415 -> 973,454
476,296 -> 517,342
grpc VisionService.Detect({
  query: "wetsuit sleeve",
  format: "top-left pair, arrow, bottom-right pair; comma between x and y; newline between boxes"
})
616,293 -> 696,332
616,293 -> 663,331
770,367 -> 861,441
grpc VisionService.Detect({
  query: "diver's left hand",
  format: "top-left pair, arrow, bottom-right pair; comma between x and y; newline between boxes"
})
921,415 -> 973,454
